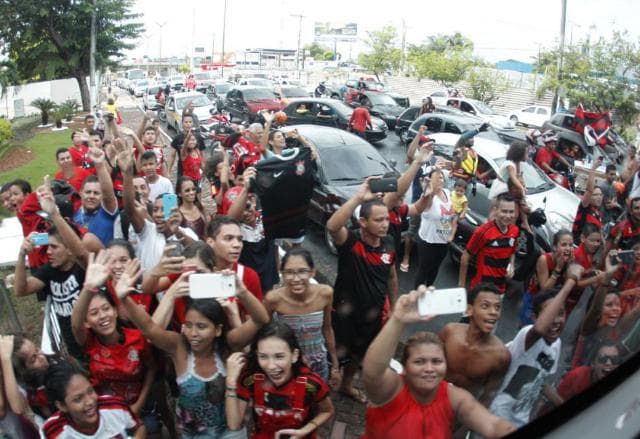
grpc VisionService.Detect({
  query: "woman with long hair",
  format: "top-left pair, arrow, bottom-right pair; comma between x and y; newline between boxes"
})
176,176 -> 210,240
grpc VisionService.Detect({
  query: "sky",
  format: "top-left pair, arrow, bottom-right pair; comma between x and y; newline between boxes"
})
129,0 -> 640,64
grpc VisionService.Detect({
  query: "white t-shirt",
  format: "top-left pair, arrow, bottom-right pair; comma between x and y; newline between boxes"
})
489,160 -> 518,200
418,189 -> 455,244
490,324 -> 561,427
136,219 -> 198,273
148,175 -> 175,202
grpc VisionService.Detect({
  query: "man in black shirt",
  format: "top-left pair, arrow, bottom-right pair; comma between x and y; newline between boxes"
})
167,114 -> 205,176
326,177 -> 398,403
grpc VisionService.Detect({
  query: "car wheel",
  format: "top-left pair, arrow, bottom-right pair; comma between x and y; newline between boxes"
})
324,228 -> 338,255
510,115 -> 518,125
398,128 -> 409,144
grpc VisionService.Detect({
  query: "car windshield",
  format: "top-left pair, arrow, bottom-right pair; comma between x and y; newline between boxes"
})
281,87 -> 308,97
176,95 -> 210,109
215,83 -> 231,93
320,146 -> 393,182
243,88 -> 277,100
473,100 -> 497,115
147,86 -> 161,94
494,158 -> 555,192
246,79 -> 272,88
171,76 -> 184,82
367,93 -> 398,106
136,80 -> 151,87
364,82 -> 385,91
325,101 -> 355,118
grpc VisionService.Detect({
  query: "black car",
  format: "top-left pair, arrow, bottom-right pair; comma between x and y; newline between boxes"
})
275,86 -> 311,100
394,105 -> 478,143
352,91 -> 405,129
280,125 -> 398,253
206,81 -> 233,111
281,98 -> 388,143
405,113 -> 484,145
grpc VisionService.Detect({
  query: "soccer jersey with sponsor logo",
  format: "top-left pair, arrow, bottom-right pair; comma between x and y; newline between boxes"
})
466,221 -> 519,293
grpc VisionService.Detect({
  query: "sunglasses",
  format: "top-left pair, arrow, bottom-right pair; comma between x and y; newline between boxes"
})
596,355 -> 621,365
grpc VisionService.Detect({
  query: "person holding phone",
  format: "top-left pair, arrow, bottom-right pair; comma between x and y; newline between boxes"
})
414,168 -> 456,288
326,177 -> 398,404
116,257 -> 268,439
361,287 -> 516,438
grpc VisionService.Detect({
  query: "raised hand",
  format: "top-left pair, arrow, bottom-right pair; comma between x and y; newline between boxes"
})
357,176 -> 381,201
114,258 -> 143,299
117,148 -> 133,172
391,286 -> 436,324
0,334 -> 15,361
84,250 -> 113,290
151,247 -> 185,277
166,271 -> 191,298
88,146 -> 105,165
36,177 -> 58,215
226,352 -> 247,384
242,167 -> 257,189
20,233 -> 36,254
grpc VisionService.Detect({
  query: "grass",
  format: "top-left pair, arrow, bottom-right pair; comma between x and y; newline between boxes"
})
0,129 -> 70,189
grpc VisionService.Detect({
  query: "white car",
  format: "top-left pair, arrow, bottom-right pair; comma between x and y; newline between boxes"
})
444,97 -> 516,131
508,105 -> 552,128
164,91 -> 216,132
425,90 -> 450,106
142,85 -> 163,110
133,79 -> 155,97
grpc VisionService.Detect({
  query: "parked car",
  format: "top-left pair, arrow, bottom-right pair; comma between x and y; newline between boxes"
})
426,90 -> 450,106
168,75 -> 186,90
192,72 -> 217,93
444,97 -> 516,131
142,85 -> 163,110
426,133 -> 579,271
224,86 -> 284,123
508,105 -> 552,127
165,91 -> 216,132
132,79 -> 155,97
343,79 -> 410,109
351,91 -> 405,129
237,77 -> 275,89
404,113 -> 485,145
281,98 -> 388,143
206,80 -> 233,111
279,124 -> 399,253
394,105 -> 474,143
274,86 -> 311,100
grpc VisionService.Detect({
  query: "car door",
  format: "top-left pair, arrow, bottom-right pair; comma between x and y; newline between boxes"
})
284,101 -> 311,125
520,106 -> 536,126
424,116 -> 443,134
443,120 -> 463,134
165,97 -> 177,128
225,90 -> 237,116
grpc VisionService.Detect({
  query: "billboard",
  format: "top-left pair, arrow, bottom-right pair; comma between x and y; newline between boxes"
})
314,22 -> 357,41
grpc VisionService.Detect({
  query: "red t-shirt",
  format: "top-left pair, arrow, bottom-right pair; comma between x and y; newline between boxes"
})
467,221 -> 519,293
237,366 -> 329,439
84,327 -> 151,405
106,279 -> 155,315
349,107 -> 372,133
55,167 -> 95,193
69,144 -> 88,168
609,218 -> 640,250
170,262 -> 264,324
222,186 -> 243,215
557,366 -> 593,400
181,150 -> 203,182
364,379 -> 454,439
528,252 -> 566,294
535,147 -> 560,171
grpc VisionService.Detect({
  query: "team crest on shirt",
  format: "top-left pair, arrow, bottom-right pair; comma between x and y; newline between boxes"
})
128,349 -> 139,362
509,238 -> 515,247
295,160 -> 305,176
380,253 -> 391,264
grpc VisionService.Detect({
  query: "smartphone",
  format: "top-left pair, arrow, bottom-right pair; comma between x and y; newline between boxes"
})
30,233 -> 49,247
162,193 -> 178,219
418,288 -> 467,316
189,273 -> 236,299
166,239 -> 183,257
369,177 -> 398,193
617,250 -> 635,265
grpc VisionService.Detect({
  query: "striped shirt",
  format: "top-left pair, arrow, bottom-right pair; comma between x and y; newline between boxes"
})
467,221 -> 519,293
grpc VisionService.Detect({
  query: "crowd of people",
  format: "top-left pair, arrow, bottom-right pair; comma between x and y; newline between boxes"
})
0,89 -> 639,439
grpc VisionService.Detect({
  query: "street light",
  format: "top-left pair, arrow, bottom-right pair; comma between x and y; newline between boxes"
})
221,0 -> 228,77
155,21 -> 168,63
290,14 -> 304,78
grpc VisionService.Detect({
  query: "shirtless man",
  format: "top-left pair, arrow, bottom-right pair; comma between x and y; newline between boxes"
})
439,283 -> 510,405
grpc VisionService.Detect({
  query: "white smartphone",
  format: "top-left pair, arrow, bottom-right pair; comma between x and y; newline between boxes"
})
418,288 -> 467,316
189,273 -> 236,299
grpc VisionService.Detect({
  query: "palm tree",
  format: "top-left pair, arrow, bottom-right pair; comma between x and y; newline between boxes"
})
31,98 -> 57,126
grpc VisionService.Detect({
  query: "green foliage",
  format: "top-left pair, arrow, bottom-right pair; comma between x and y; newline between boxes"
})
305,42 -> 332,59
177,64 -> 191,74
0,118 -> 14,151
406,32 -> 477,86
30,98 -> 56,125
536,31 -> 640,128
466,69 -> 511,105
357,25 -> 402,80
0,0 -> 144,110
59,99 -> 79,121
0,60 -> 21,98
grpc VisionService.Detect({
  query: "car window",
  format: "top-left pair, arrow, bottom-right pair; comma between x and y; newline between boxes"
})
536,108 -> 548,115
460,101 -> 475,114
432,91 -> 446,97
346,80 -> 358,88
215,83 -> 231,94
524,107 -> 536,113
366,93 -> 397,106
405,107 -> 419,120
319,146 -> 393,181
176,95 -> 210,109
424,117 -> 442,132
243,88 -> 277,100
444,121 -> 462,134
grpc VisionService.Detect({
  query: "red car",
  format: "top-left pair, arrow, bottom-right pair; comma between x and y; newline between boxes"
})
224,85 -> 284,123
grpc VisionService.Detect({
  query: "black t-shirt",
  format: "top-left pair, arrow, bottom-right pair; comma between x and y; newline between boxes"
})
254,147 -> 317,239
32,263 -> 85,356
171,132 -> 206,176
239,219 -> 279,293
333,230 -> 395,320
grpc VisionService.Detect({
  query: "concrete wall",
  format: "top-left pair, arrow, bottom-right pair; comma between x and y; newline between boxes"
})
0,78 -> 83,120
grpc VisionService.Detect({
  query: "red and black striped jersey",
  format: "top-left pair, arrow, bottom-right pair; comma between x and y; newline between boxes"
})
467,221 -> 519,293
572,203 -> 603,242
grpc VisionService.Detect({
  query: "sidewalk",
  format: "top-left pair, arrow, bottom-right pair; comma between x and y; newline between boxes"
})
111,91 -> 368,438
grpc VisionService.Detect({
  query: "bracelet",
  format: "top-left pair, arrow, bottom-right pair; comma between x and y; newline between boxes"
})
225,386 -> 237,392
225,391 -> 237,398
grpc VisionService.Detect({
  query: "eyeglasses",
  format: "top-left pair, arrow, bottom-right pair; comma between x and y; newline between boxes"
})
282,269 -> 312,279
596,355 -> 621,365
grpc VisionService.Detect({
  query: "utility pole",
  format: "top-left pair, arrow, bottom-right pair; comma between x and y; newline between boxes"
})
221,0 -> 228,77
400,19 -> 407,74
155,21 -> 168,64
89,0 -> 97,111
290,14 -> 304,78
211,33 -> 216,65
552,0 -> 567,115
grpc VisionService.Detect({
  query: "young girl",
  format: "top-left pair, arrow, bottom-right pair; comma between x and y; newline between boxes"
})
177,176 -> 210,240
180,134 -> 204,184
264,248 -> 340,385
71,250 -> 159,435
41,362 -> 145,438
225,321 -> 335,438
116,257 -> 268,439
448,178 -> 469,243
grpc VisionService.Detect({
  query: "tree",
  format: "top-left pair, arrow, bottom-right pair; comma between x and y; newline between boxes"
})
31,98 -> 57,126
0,0 -> 143,111
305,42 -> 332,60
357,25 -> 402,81
536,31 -> 640,133
466,68 -> 511,105
426,32 -> 474,53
